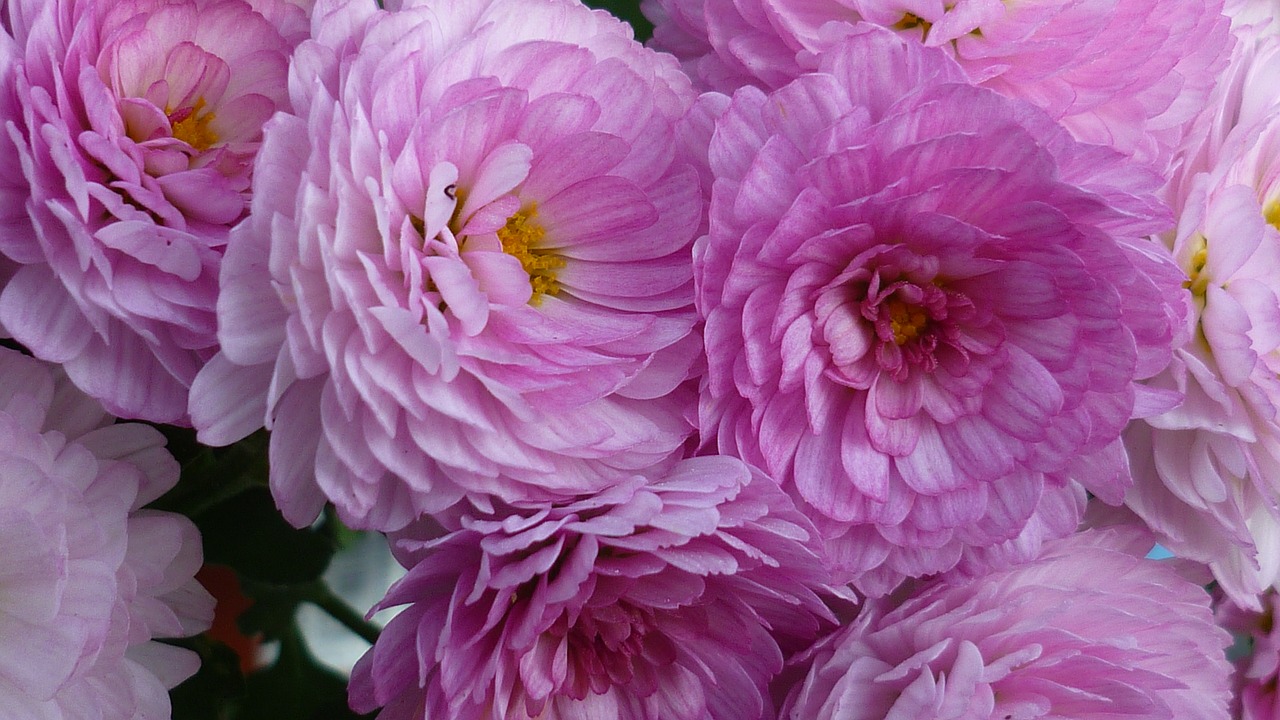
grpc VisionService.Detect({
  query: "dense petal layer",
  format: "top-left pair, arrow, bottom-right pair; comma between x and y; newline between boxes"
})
782,529 -> 1233,720
0,0 -> 296,422
0,347 -> 212,717
696,26 -> 1182,594
350,456 -> 835,720
192,0 -> 704,530
1126,38 -> 1280,607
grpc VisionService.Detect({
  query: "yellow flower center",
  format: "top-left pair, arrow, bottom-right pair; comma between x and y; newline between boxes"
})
169,98 -> 218,151
892,5 -> 985,42
1183,235 -> 1210,298
893,12 -> 933,38
1265,199 -> 1280,232
888,298 -> 929,345
498,205 -> 563,305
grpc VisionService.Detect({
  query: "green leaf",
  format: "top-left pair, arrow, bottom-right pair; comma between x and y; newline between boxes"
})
584,0 -> 654,42
168,636 -> 246,720
236,625 -> 374,720
199,488 -> 335,585
149,429 -> 270,519
236,581 -> 310,641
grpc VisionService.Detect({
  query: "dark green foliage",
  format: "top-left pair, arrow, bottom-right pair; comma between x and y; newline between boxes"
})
585,0 -> 654,41
200,488 -> 334,585
155,430 -> 373,720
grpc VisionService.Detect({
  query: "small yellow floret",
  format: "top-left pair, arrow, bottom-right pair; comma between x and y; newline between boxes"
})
888,299 -> 929,345
169,98 -> 218,151
894,12 -> 932,36
1183,236 -> 1210,297
498,205 -> 564,305
1265,199 -> 1280,232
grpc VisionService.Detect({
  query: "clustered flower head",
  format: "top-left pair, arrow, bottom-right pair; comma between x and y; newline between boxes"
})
696,24 -> 1184,594
648,0 -> 1234,172
783,529 -> 1233,720
190,0 -> 706,531
1124,22 -> 1280,606
350,456 -> 835,720
5,0 -> 1280,716
0,346 -> 212,717
0,0 -> 296,424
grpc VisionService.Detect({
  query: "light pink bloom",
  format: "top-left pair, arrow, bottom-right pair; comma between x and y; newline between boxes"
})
0,347 -> 213,718
1124,48 -> 1280,606
350,456 -> 835,720
190,0 -> 703,530
652,0 -> 1233,170
782,529 -> 1232,720
1167,14 -> 1280,207
0,0 -> 294,423
696,26 -> 1184,595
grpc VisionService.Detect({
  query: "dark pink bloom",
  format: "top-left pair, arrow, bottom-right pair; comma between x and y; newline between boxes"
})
0,0 -> 294,423
190,0 -> 704,530
0,347 -> 213,717
696,26 -> 1184,594
783,529 -> 1233,720
350,456 -> 834,720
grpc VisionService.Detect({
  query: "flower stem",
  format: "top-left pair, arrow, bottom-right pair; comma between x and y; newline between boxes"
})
304,581 -> 381,645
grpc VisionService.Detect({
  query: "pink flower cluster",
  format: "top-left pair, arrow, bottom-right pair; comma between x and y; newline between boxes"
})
0,0 -> 299,424
0,347 -> 211,718
695,25 -> 1182,594
189,0 -> 705,530
8,0 -> 1280,716
1124,10 -> 1280,607
351,457 -> 834,720
785,529 -> 1233,719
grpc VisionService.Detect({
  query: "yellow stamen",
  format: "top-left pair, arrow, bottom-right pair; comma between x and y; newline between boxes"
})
1264,199 -> 1280,232
888,299 -> 929,345
497,204 -> 563,305
169,98 -> 218,151
893,12 -> 933,39
1183,236 -> 1210,297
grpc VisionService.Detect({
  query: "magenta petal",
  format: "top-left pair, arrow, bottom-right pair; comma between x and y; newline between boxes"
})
94,221 -> 205,281
895,420 -> 965,495
794,421 -> 874,523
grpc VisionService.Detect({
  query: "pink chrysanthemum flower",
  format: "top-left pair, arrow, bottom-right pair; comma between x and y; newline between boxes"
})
190,0 -> 703,530
696,26 -> 1184,594
349,456 -> 835,720
1124,36 -> 1280,606
781,529 -> 1233,720
0,0 -> 294,423
0,347 -> 213,718
650,0 -> 1233,171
